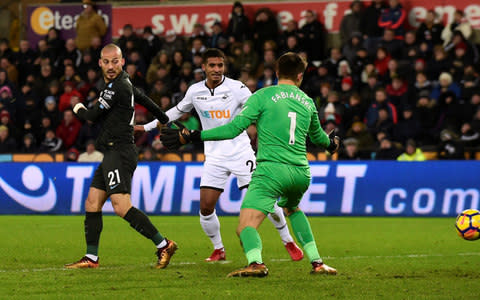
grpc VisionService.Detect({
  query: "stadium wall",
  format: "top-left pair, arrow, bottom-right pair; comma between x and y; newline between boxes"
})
0,161 -> 478,217
26,0 -> 480,48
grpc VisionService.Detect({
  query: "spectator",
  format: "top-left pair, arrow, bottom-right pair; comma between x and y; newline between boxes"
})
0,85 -> 14,115
460,122 -> 480,149
235,41 -> 258,77
0,38 -> 13,60
226,2 -> 251,43
59,81 -> 82,112
188,23 -> 207,47
141,26 -> 162,65
411,71 -> 432,101
366,88 -> 398,129
77,51 -> 97,81
298,9 -> 325,61
146,51 -> 171,86
208,21 -> 227,50
342,32 -> 363,64
40,128 -> 62,152
430,72 -> 461,102
0,57 -> 18,87
361,0 -> 386,54
426,46 -> 451,81
20,133 -> 37,153
60,64 -> 82,87
346,121 -> 375,152
22,97 -> 41,138
401,30 -> 419,61
436,91 -> 464,132
15,40 -> 37,85
89,36 -> 103,63
437,129 -> 464,159
256,65 -> 277,89
386,76 -> 408,109
338,137 -> 364,160
56,109 -> 81,150
0,109 -> 18,142
378,29 -> 403,59
75,0 -> 107,51
375,136 -> 402,160
340,0 -> 363,47
374,47 -> 391,77
252,8 -> 279,55
78,139 -> 103,162
416,10 -> 444,47
378,0 -> 406,40
58,38 -> 82,68
161,29 -> 186,58
393,106 -> 420,144
43,96 -> 61,129
0,125 -> 16,153
415,91 -> 438,145
343,93 -> 366,130
126,63 -> 147,92
441,9 -> 472,46
65,147 -> 80,162
75,119 -> 100,151
45,28 -> 65,62
118,24 -> 141,55
397,139 -> 426,161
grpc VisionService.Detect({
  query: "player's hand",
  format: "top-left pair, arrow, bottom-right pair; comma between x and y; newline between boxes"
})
326,129 -> 340,154
160,122 -> 201,150
73,103 -> 86,114
134,125 -> 145,132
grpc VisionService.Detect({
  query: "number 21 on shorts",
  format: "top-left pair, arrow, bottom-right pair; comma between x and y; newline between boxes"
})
108,169 -> 121,187
288,112 -> 296,145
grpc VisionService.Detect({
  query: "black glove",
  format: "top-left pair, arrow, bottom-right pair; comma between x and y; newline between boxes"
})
326,130 -> 340,154
160,121 -> 201,150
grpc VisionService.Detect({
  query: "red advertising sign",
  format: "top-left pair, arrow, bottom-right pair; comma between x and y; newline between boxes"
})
111,1 -> 480,37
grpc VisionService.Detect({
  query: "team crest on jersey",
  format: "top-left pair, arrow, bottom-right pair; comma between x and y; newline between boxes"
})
221,93 -> 232,102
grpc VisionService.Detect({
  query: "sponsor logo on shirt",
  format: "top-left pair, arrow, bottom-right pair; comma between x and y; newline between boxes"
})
200,110 -> 231,119
196,96 -> 208,100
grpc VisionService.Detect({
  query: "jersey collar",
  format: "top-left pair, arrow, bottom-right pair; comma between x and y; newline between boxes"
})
204,76 -> 225,96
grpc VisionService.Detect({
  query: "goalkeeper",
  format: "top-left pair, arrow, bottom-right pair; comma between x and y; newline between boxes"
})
161,52 -> 340,277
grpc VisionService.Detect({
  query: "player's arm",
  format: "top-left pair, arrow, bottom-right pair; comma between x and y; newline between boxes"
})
160,94 -> 262,149
74,89 -> 113,121
135,90 -> 194,132
308,111 -> 340,153
133,86 -> 169,124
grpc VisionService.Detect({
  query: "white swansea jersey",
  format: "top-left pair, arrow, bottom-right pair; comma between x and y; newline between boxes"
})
167,76 -> 253,160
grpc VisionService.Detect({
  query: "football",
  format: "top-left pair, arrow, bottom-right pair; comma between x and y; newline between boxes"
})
455,209 -> 480,241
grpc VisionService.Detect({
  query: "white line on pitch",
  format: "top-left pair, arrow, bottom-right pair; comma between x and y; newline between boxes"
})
0,253 -> 478,273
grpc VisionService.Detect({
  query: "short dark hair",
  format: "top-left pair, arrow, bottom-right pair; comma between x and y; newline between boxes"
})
202,48 -> 226,62
275,52 -> 307,81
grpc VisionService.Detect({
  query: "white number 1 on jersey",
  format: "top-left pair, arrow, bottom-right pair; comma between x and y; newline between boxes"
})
288,112 -> 296,145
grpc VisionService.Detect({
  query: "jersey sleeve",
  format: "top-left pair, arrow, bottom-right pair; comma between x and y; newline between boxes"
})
308,109 -> 330,148
133,86 -> 169,124
236,82 -> 252,105
201,93 -> 261,141
168,88 -> 195,121
77,86 -> 117,121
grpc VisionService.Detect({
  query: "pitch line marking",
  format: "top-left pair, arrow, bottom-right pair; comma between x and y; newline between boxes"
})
0,253 -> 478,273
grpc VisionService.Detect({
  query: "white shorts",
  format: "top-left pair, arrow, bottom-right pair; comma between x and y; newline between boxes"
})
200,151 -> 256,191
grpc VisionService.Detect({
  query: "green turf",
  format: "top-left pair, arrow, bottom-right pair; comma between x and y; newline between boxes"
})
0,216 -> 478,299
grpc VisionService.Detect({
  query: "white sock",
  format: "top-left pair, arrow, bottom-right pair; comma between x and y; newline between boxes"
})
156,239 -> 167,249
267,203 -> 294,245
85,254 -> 98,262
199,209 -> 224,250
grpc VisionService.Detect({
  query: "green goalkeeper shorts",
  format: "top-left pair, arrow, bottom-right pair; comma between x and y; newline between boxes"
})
241,161 -> 311,215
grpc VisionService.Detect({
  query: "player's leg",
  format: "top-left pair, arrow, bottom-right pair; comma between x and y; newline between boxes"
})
199,160 -> 229,261
267,202 -> 304,261
109,146 -> 176,268
199,187 -> 225,261
65,165 -> 108,269
227,163 -> 278,277
283,207 -> 336,275
278,166 -> 336,275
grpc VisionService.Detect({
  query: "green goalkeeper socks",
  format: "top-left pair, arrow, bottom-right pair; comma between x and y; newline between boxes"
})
289,210 -> 321,263
239,226 -> 263,264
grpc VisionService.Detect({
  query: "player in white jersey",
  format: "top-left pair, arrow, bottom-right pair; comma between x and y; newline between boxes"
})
136,49 -> 303,262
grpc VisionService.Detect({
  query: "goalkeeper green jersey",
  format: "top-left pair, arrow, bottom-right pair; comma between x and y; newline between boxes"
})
201,83 -> 330,167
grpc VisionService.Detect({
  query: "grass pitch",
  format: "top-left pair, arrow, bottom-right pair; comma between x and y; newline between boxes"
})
0,216 -> 478,299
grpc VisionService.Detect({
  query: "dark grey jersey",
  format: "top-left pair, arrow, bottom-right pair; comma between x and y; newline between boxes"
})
77,71 -> 168,150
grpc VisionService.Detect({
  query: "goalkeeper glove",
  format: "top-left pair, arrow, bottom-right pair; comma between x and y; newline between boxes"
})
160,121 -> 201,150
326,130 -> 340,154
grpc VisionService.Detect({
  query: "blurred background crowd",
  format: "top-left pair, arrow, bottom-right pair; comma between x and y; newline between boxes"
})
0,0 -> 479,161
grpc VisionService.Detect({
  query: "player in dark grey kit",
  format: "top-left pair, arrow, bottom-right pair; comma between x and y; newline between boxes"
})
65,44 -> 177,269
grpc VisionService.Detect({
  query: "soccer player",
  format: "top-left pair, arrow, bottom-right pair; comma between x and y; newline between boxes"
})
137,49 -> 303,262
65,44 -> 177,269
160,52 -> 340,277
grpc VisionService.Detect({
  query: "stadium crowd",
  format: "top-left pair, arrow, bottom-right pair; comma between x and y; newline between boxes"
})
0,0 -> 479,161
